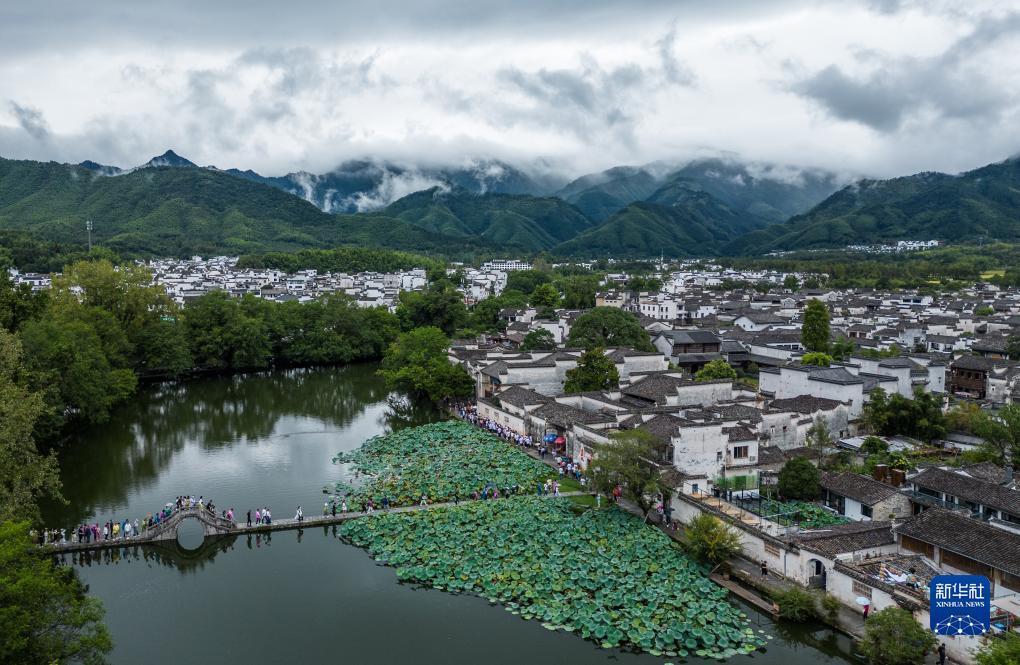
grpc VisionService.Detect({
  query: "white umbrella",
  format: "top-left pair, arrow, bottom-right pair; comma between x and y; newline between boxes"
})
855,597 -> 871,606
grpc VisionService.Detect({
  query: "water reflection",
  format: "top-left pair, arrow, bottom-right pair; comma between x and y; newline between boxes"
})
44,364 -> 441,527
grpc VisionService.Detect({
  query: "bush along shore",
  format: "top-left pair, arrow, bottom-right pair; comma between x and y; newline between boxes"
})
331,421 -> 768,659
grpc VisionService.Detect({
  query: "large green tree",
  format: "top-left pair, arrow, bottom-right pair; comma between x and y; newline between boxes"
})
587,429 -> 670,520
182,292 -> 272,370
0,521 -> 113,665
504,270 -> 551,295
379,327 -> 474,401
976,633 -> 1020,665
777,457 -> 820,500
563,347 -> 619,393
529,283 -> 560,309
521,328 -> 556,351
972,404 -> 1020,464
861,388 -> 946,442
684,514 -> 742,567
567,307 -> 654,351
0,330 -> 62,524
395,280 -> 469,336
859,607 -> 936,665
694,359 -> 737,382
801,299 -> 830,352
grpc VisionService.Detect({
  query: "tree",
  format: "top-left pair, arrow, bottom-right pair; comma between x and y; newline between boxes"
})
859,607 -> 936,665
556,275 -> 600,309
801,352 -> 833,367
946,401 -> 982,432
1007,335 -> 1020,361
830,337 -> 856,360
805,416 -> 833,461
778,457 -> 820,500
20,311 -> 137,425
625,275 -> 662,292
773,587 -> 818,621
972,404 -> 1020,464
521,328 -> 556,351
566,307 -> 654,351
529,283 -> 560,309
505,270 -> 551,295
783,275 -> 800,290
395,280 -> 469,336
379,327 -> 474,402
684,514 -> 742,567
861,387 -> 947,442
587,429 -> 670,520
860,436 -> 889,456
0,521 -> 112,665
694,359 -> 737,382
801,299 -> 830,352
0,330 -> 63,525
564,347 -> 619,393
976,632 -> 1020,665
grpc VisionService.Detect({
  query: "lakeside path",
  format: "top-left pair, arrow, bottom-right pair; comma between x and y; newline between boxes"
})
45,491 -> 586,555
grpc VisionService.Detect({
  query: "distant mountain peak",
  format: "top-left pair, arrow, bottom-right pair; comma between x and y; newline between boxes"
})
78,160 -> 123,176
142,150 -> 197,169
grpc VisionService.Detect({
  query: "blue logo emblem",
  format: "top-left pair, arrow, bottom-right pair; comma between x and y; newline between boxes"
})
929,575 -> 990,635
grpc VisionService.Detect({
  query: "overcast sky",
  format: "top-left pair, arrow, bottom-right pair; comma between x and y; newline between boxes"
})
1,0 -> 1019,179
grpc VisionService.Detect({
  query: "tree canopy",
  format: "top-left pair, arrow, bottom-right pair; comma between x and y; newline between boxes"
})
861,388 -> 946,442
395,280 -> 469,336
0,521 -> 113,665
564,347 -> 620,393
694,359 -> 737,382
379,327 -> 474,402
521,328 -> 556,351
587,429 -> 670,520
684,514 -> 742,567
801,299 -> 830,352
859,607 -> 936,665
566,307 -> 654,351
778,457 -> 820,500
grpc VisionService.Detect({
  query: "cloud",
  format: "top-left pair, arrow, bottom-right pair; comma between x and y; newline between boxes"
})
656,25 -> 697,86
1,1 -> 1019,181
791,11 -> 1020,132
8,102 -> 50,140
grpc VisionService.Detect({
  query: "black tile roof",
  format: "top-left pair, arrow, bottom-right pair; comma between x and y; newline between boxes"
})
768,395 -> 843,414
789,520 -> 895,558
820,471 -> 900,505
912,467 -> 1020,516
895,508 -> 1020,577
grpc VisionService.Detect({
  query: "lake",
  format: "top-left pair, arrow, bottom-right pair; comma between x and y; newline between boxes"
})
45,364 -> 863,665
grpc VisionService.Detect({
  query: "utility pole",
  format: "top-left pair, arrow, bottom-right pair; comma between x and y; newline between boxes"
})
86,219 -> 93,253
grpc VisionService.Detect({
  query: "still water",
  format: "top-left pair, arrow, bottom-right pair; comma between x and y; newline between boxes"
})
46,365 -> 863,665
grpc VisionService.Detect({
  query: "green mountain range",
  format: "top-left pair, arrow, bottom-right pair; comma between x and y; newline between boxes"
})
0,158 -> 486,257
727,157 -> 1020,254
4,150 -> 1020,260
555,195 -> 771,258
382,187 -> 596,252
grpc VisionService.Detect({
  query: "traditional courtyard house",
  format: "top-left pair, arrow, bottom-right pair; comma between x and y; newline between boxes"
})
651,330 -> 722,373
894,508 -> 1020,598
759,364 -> 866,418
733,310 -> 787,332
786,520 -> 899,588
475,385 -> 550,433
760,395 -> 850,449
906,466 -> 1020,523
820,471 -> 912,521
948,355 -> 1000,398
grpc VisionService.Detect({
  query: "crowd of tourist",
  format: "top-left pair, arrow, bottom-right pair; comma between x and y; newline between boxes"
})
41,495 -> 236,546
